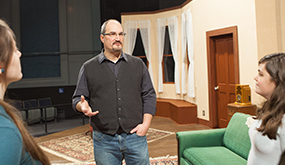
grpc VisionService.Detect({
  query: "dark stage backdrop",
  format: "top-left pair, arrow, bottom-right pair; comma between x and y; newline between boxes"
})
6,86 -> 78,118
20,0 -> 60,79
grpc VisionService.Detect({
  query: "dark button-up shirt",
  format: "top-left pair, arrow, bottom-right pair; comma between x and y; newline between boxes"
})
72,51 -> 156,116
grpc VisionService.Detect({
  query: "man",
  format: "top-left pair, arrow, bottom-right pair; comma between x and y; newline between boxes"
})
72,19 -> 156,165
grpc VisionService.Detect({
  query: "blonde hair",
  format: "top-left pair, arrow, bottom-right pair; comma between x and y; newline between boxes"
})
0,19 -> 50,164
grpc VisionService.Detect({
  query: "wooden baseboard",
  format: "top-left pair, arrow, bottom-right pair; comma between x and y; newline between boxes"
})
197,118 -> 211,127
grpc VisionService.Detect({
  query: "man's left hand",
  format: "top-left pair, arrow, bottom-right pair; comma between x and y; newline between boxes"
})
130,124 -> 149,136
130,113 -> 153,136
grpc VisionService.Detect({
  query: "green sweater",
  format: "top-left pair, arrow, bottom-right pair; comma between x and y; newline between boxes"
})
0,105 -> 42,164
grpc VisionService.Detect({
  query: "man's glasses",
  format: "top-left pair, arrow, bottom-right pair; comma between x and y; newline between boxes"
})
102,32 -> 126,38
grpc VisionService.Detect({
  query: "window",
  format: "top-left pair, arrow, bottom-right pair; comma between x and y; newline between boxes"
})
163,27 -> 174,83
133,29 -> 148,67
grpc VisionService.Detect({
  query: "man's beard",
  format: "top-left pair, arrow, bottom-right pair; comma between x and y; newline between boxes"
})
112,47 -> 122,52
112,41 -> 122,52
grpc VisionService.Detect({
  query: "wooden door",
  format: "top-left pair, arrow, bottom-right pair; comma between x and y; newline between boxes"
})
206,26 -> 239,128
214,34 -> 237,128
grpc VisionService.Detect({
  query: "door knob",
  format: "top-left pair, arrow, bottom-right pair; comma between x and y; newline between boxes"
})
214,86 -> 219,91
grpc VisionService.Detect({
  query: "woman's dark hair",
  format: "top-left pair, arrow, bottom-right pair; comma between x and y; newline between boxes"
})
256,53 -> 285,139
0,19 -> 50,164
279,151 -> 285,165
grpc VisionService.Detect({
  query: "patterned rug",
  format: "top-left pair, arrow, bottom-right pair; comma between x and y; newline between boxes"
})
51,155 -> 178,165
39,128 -> 175,163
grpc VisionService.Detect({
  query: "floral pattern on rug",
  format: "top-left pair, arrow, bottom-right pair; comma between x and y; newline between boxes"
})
40,133 -> 93,162
39,128 -> 174,163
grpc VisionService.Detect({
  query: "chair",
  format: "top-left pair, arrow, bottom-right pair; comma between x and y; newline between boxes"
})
12,101 -> 26,122
38,97 -> 57,122
176,112 -> 252,165
22,99 -> 41,125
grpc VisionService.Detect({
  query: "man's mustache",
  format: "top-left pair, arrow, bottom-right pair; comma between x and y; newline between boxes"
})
113,41 -> 122,45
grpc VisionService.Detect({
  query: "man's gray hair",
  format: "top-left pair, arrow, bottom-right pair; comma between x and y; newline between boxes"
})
100,19 -> 123,34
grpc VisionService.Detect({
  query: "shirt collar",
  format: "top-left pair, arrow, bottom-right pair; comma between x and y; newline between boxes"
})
98,49 -> 128,64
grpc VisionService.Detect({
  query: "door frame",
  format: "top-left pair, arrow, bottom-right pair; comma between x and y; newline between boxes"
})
206,26 -> 239,128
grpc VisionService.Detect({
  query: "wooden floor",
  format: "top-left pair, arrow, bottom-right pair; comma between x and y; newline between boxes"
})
36,116 -> 210,164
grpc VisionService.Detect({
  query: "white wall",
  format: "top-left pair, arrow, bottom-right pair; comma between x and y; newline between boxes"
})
186,0 -> 259,120
122,0 -> 260,121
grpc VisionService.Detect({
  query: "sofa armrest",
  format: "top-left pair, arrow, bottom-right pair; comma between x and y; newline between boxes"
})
176,128 -> 226,162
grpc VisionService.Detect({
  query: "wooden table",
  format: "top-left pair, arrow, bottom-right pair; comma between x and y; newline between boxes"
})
227,103 -> 256,121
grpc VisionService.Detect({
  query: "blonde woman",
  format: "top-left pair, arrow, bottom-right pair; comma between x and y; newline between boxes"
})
0,19 -> 50,164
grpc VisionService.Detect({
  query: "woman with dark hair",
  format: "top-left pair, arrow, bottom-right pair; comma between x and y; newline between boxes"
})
0,19 -> 50,164
248,53 -> 285,164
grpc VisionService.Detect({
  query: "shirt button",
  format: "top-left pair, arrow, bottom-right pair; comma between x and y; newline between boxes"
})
117,88 -> 120,91
119,108 -> 121,111
118,98 -> 121,101
118,117 -> 121,120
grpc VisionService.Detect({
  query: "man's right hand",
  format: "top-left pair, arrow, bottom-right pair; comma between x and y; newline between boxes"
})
77,95 -> 99,117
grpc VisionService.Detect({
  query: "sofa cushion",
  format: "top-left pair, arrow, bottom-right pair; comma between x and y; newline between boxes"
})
183,146 -> 247,165
223,112 -> 251,159
180,157 -> 193,165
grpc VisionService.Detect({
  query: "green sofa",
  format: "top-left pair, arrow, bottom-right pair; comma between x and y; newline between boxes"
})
176,112 -> 252,165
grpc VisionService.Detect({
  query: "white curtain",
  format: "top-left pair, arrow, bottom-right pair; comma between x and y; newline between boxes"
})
156,18 -> 166,93
138,20 -> 154,82
186,9 -> 195,97
181,12 -> 187,94
123,21 -> 137,54
181,9 -> 195,97
167,16 -> 180,94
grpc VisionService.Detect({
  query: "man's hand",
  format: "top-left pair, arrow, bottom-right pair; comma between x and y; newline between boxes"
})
77,95 -> 99,117
130,123 -> 148,136
130,113 -> 153,136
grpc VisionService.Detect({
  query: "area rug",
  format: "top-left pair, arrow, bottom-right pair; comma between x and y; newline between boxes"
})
51,155 -> 178,165
39,128 -> 175,163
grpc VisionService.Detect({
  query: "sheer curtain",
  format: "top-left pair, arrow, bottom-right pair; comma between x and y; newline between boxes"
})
167,16 -> 180,94
186,9 -> 195,97
181,9 -> 195,97
156,18 -> 166,93
123,21 -> 137,54
181,12 -> 187,94
138,20 -> 153,82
